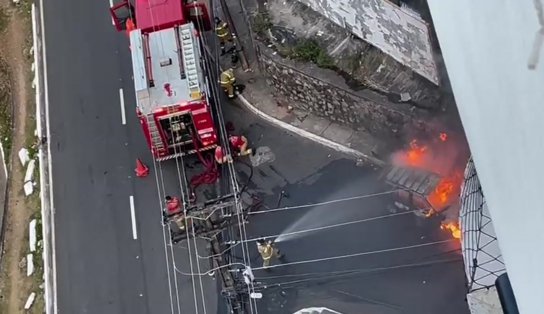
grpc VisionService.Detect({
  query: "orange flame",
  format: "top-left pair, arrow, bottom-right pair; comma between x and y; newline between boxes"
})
441,222 -> 461,239
404,140 -> 428,167
439,133 -> 448,142
427,172 -> 462,209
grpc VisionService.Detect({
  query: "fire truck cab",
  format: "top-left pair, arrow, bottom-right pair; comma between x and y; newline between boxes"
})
110,0 -> 217,161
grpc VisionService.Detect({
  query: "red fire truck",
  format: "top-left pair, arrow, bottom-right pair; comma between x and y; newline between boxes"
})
110,0 -> 218,161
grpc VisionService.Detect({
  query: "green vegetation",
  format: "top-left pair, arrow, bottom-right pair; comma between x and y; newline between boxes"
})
0,57 -> 12,159
0,7 -> 8,33
252,12 -> 272,37
290,39 -> 335,69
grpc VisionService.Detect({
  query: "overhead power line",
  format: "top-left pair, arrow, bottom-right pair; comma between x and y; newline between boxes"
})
243,209 -> 419,243
253,257 -> 461,289
248,190 -> 399,215
251,239 -> 457,271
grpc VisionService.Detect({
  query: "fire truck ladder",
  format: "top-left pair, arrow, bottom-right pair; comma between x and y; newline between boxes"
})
179,24 -> 201,100
147,115 -> 164,154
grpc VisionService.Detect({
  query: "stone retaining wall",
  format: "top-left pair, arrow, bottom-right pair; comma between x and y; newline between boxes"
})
258,50 -> 419,138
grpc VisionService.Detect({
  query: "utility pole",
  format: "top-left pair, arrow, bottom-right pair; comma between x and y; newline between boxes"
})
218,0 -> 250,71
167,193 -> 252,313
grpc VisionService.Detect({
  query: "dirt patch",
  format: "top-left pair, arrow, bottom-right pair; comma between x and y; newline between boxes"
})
0,0 -> 43,313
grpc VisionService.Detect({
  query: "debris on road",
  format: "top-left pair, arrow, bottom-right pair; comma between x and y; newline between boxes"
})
24,292 -> 36,310
26,253 -> 34,276
23,159 -> 36,196
29,219 -> 37,252
18,148 -> 29,166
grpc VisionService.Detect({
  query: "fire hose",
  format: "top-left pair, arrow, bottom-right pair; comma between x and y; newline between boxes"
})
189,133 -> 220,202
188,132 -> 262,212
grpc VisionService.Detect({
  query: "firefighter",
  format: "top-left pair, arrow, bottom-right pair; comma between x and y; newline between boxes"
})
257,238 -> 283,269
163,195 -> 182,224
215,17 -> 232,55
220,68 -> 236,99
214,134 -> 252,165
214,146 -> 229,165
126,17 -> 136,37
229,134 -> 252,156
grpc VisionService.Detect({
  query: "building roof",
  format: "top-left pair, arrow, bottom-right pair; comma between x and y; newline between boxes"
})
135,0 -> 186,32
129,23 -> 204,114
298,0 -> 439,84
427,0 -> 544,312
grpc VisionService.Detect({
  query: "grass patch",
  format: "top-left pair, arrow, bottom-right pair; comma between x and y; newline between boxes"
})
14,0 -> 32,18
289,39 -> 335,69
0,57 -> 12,159
0,6 -> 8,33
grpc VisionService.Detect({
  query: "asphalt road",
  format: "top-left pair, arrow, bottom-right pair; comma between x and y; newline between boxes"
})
42,1 -> 469,314
43,0 -> 217,313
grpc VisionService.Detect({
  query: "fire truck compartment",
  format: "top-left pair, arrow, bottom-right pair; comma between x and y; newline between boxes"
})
159,112 -> 194,146
135,0 -> 186,32
129,23 -> 204,115
383,165 -> 443,211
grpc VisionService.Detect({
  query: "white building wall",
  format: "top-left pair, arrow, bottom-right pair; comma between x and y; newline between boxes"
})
427,1 -> 544,313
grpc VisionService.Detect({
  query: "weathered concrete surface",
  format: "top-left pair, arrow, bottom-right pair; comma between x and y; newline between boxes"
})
265,0 -> 442,108
257,48 -> 422,141
296,0 -> 438,84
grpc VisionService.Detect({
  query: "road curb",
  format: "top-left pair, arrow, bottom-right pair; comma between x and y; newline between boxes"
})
32,3 -> 56,313
236,94 -> 385,167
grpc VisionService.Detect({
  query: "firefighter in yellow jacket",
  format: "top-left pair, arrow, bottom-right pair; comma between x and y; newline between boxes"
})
220,68 -> 236,99
257,238 -> 283,269
215,17 -> 232,55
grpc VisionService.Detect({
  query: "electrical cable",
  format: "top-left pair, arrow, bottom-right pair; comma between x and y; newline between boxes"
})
150,158 -> 177,314
251,239 -> 456,271
241,209 -> 419,244
248,189 -> 400,215
199,5 -> 260,312
252,258 -> 461,290
174,262 -> 247,276
168,122 -> 205,313
158,164 -> 185,314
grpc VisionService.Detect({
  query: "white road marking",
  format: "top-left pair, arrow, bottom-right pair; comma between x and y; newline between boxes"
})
129,196 -> 138,240
119,88 -> 126,125
109,0 -> 115,25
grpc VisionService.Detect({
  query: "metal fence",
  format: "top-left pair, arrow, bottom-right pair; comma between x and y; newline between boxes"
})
460,158 -> 506,292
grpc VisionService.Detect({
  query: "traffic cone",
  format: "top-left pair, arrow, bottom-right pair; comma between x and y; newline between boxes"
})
135,158 -> 149,178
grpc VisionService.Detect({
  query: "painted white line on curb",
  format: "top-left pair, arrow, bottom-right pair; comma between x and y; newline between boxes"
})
129,196 -> 138,240
237,94 -> 385,167
109,0 -> 115,25
119,88 -> 126,125
37,0 -> 58,313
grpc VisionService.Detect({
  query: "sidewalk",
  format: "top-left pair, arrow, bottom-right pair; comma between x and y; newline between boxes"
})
218,0 -> 386,167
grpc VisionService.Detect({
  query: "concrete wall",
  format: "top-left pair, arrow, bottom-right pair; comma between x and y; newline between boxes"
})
257,48 -> 420,139
265,0 -> 442,108
295,0 -> 438,84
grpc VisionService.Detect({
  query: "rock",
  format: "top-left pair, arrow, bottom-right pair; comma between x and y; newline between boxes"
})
18,148 -> 30,166
400,92 -> 411,102
29,219 -> 37,252
24,181 -> 34,196
24,159 -> 36,183
24,292 -> 36,310
27,254 -> 34,276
